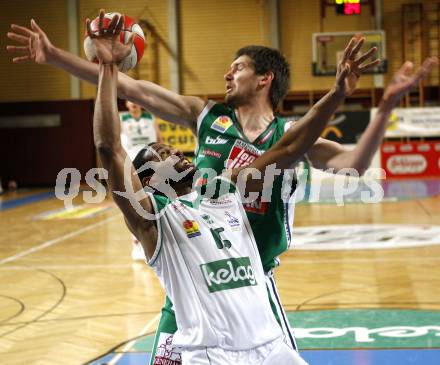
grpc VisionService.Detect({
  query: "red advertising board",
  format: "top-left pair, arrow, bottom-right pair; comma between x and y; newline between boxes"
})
381,141 -> 440,178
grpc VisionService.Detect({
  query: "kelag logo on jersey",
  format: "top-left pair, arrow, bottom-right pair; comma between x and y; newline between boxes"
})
200,257 -> 257,293
183,220 -> 201,238
211,116 -> 233,133
226,140 -> 263,168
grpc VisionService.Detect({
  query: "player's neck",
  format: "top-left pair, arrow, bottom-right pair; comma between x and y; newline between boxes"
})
130,111 -> 142,119
235,98 -> 274,136
175,183 -> 193,197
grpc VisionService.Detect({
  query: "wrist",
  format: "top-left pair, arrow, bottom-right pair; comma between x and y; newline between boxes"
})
330,85 -> 346,99
377,96 -> 396,113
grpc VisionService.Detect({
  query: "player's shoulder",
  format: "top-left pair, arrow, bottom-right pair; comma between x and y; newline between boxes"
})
120,112 -> 132,122
204,102 -> 234,118
279,117 -> 299,133
141,111 -> 154,120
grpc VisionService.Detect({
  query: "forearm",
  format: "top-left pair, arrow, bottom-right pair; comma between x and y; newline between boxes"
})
327,102 -> 392,174
49,46 -> 100,85
282,88 -> 345,161
239,88 -> 345,185
94,64 -> 121,153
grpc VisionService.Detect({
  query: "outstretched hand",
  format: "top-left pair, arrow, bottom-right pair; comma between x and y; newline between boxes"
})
7,19 -> 53,64
380,57 -> 438,109
86,10 -> 134,65
334,36 -> 381,96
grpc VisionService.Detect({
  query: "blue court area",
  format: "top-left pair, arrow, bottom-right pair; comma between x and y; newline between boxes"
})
0,190 -> 54,211
89,309 -> 440,365
90,348 -> 440,365
301,349 -> 440,365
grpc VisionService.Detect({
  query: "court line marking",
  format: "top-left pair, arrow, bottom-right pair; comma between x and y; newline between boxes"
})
282,256 -> 440,264
0,214 -> 121,266
107,313 -> 161,365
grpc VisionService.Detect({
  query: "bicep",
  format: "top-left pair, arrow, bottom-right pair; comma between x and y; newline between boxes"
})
118,75 -> 205,133
306,138 -> 347,169
99,146 -> 158,256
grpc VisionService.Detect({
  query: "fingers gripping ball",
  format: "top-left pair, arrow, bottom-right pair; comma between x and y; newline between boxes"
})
83,12 -> 145,72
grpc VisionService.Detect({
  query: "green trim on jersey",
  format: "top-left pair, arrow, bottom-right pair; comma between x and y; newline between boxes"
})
194,102 -> 297,272
121,111 -> 153,122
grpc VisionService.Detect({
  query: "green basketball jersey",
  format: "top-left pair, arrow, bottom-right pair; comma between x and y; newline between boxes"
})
194,101 -> 297,271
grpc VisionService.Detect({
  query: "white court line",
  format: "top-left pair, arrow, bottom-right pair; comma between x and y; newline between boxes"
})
0,264 -> 135,270
0,214 -> 121,266
107,313 -> 161,365
282,256 -> 440,265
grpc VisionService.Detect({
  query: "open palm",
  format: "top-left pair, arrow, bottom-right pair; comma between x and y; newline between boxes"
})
382,57 -> 437,108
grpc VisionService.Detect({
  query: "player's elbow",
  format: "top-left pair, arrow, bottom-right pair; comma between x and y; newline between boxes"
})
95,142 -> 117,163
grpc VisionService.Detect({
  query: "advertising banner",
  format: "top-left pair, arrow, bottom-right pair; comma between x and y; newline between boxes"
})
381,141 -> 440,178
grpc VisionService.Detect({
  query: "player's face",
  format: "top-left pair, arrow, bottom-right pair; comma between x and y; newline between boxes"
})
126,101 -> 141,114
224,55 -> 260,106
150,143 -> 195,173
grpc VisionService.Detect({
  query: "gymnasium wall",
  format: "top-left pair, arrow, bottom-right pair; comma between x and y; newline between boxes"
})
0,99 -> 95,186
0,0 -> 437,99
0,0 -> 70,101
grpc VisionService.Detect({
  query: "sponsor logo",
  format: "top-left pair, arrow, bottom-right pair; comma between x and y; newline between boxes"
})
200,257 -> 257,293
243,199 -> 269,214
291,224 -> 440,250
208,196 -> 233,205
382,144 -> 396,153
211,116 -> 233,133
399,144 -> 413,152
183,220 -> 201,238
201,214 -> 214,224
417,144 -> 430,152
387,154 -> 427,174
225,211 -> 241,231
226,140 -> 264,169
171,202 -> 186,213
202,148 -> 222,159
205,135 -> 228,145
286,309 -> 440,349
153,333 -> 182,365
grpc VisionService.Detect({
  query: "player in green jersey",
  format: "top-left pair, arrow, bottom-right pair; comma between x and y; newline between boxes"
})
7,12 -> 437,363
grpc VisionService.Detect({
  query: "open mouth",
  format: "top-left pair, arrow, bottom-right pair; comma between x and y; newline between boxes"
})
226,85 -> 233,94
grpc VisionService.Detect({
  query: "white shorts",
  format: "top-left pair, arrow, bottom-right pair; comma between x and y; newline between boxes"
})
181,337 -> 309,365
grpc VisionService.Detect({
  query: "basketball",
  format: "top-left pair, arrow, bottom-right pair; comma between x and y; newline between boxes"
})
83,12 -> 145,73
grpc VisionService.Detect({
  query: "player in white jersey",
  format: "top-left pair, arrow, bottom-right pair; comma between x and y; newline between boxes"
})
87,14 -> 437,364
119,100 -> 164,261
90,14 -> 357,364
120,101 -> 163,160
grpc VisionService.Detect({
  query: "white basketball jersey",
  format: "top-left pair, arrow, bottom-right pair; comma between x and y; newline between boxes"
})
120,111 -> 157,159
148,177 -> 282,350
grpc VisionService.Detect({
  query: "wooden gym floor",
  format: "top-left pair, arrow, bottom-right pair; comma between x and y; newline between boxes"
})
0,178 -> 439,365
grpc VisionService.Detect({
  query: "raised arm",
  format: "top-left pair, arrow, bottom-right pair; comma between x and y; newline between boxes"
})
230,37 -> 379,192
92,14 -> 158,259
307,57 -> 438,174
7,12 -> 205,132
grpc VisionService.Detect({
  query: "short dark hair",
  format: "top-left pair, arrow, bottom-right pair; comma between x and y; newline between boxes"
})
132,143 -> 156,180
235,46 -> 290,110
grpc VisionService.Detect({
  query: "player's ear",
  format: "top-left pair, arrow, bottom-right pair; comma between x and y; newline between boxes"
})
141,176 -> 151,187
259,71 -> 274,86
